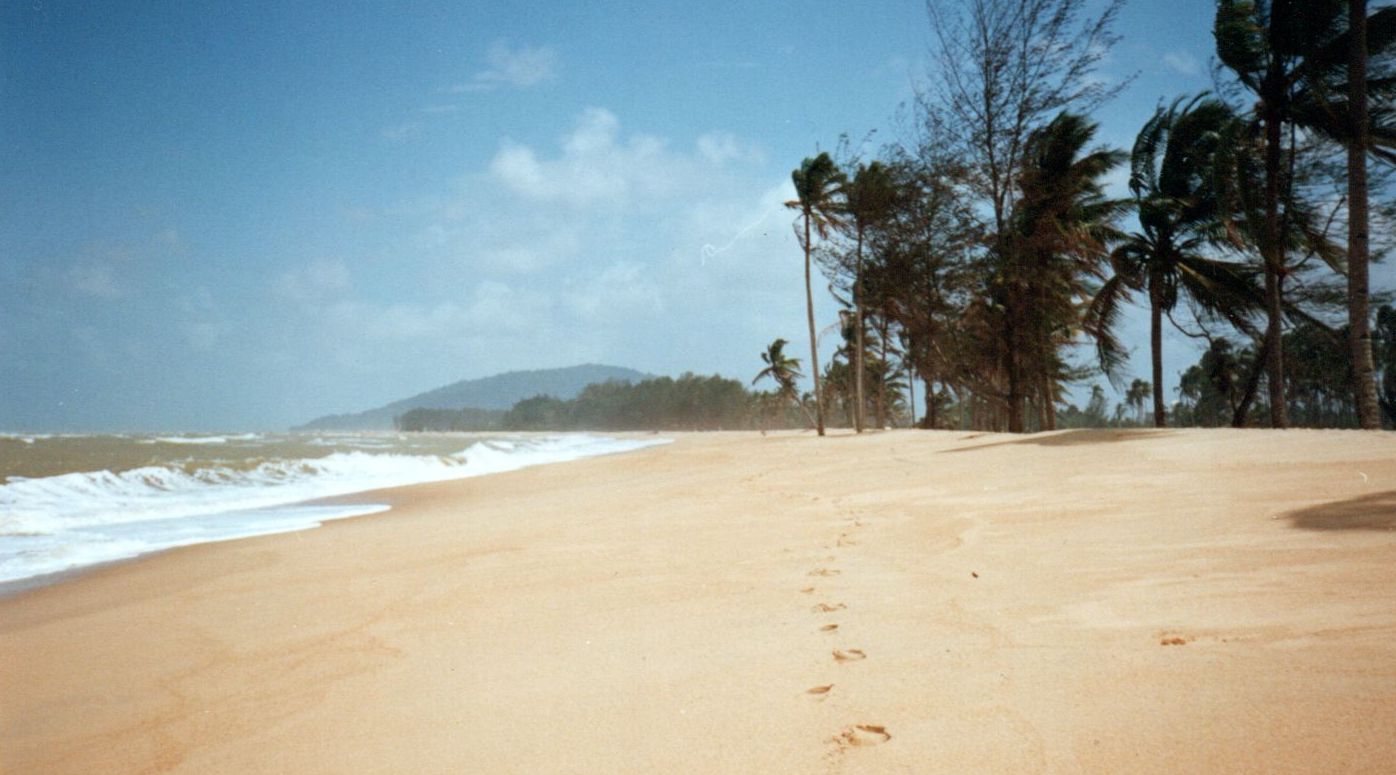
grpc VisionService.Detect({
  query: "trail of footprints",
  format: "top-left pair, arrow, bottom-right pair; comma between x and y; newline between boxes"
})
801,503 -> 890,755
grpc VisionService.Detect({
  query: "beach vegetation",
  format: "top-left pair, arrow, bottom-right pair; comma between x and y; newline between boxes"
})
788,153 -> 848,437
772,0 -> 1396,433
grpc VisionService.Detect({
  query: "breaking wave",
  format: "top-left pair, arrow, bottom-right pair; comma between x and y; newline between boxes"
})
0,434 -> 667,585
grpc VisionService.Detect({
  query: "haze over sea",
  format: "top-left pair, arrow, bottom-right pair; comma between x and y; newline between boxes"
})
0,431 -> 666,588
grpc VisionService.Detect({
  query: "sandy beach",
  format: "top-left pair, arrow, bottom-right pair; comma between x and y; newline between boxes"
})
3,429 -> 1395,773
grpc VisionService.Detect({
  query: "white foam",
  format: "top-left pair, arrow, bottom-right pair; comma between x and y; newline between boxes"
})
0,434 -> 667,585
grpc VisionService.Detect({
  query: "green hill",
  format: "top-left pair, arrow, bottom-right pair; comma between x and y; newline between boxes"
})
293,364 -> 654,431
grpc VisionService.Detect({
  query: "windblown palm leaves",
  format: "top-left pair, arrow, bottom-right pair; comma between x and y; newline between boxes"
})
1086,96 -> 1263,427
1217,0 -> 1396,159
1214,0 -> 1396,427
754,338 -> 811,428
998,112 -> 1126,432
754,338 -> 804,400
787,153 -> 847,437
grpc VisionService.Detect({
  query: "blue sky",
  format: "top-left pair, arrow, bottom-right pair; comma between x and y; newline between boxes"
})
2,0 -> 1335,431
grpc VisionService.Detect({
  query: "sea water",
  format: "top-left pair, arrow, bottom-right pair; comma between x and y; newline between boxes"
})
0,432 -> 667,587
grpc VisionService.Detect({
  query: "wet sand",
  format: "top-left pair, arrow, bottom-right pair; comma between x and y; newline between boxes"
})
3,429 -> 1395,773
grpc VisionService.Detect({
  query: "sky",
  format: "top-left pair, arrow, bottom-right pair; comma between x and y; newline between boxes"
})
1,0 -> 1359,431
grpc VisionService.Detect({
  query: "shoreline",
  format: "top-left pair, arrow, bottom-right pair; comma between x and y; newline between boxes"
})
0,432 -> 668,599
4,429 -> 1395,773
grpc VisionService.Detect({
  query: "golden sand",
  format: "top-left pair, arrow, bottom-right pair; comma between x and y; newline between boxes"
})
3,429 -> 1395,773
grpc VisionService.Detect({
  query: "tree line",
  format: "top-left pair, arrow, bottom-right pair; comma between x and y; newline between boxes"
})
759,0 -> 1396,432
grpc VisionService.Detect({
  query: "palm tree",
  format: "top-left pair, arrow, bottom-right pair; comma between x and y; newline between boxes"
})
1001,112 -> 1126,432
842,161 -> 899,433
1348,0 -> 1381,428
754,338 -> 811,428
787,153 -> 847,437
1319,0 -> 1396,429
1125,378 -> 1152,424
1214,0 -> 1396,428
1086,97 -> 1264,427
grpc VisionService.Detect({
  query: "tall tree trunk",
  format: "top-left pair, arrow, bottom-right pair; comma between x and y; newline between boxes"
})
1042,374 -> 1057,431
803,212 -> 825,436
1005,313 -> 1024,433
875,316 -> 889,428
1350,0 -> 1381,430
907,363 -> 916,428
1262,93 -> 1290,428
1150,284 -> 1166,428
854,229 -> 866,433
925,376 -> 937,429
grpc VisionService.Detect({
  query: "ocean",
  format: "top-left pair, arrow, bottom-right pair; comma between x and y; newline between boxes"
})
0,431 -> 667,589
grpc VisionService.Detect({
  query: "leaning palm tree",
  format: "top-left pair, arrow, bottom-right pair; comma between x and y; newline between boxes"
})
754,338 -> 812,428
787,153 -> 847,437
842,161 -> 899,433
1215,0 -> 1396,427
1001,112 -> 1126,432
1086,97 -> 1264,427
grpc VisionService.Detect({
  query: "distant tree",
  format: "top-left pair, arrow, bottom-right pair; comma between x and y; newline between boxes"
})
1174,338 -> 1254,427
754,338 -> 811,428
1084,384 -> 1110,426
1283,321 -> 1358,427
787,153 -> 846,437
394,407 -> 505,432
1125,379 -> 1152,425
1375,305 -> 1396,426
500,395 -> 571,430
503,375 -> 754,432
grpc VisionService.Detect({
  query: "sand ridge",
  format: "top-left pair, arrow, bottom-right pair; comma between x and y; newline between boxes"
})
2,429 -> 1396,773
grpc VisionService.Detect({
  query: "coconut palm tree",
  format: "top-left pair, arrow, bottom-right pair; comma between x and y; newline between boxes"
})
787,153 -> 847,437
1125,378 -> 1152,424
1214,0 -> 1396,428
754,338 -> 811,428
842,161 -> 899,433
1305,0 -> 1396,428
1085,96 -> 1264,427
1000,112 -> 1126,432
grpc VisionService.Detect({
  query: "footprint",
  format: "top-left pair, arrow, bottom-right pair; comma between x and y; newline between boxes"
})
820,623 -> 839,632
807,684 -> 834,695
799,586 -> 816,594
1160,637 -> 1188,646
812,602 -> 846,613
833,648 -> 867,662
809,568 -> 841,577
835,724 -> 890,747
837,536 -> 858,547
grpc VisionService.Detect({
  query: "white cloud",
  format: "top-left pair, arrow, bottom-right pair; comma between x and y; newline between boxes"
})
273,258 -> 352,304
487,108 -> 690,209
67,263 -> 124,299
382,121 -> 422,143
1161,51 -> 1201,77
449,41 -> 557,93
284,107 -> 830,389
696,131 -> 764,165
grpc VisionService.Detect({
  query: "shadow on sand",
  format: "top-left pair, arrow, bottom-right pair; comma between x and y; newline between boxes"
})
944,429 -> 1177,453
1285,491 -> 1396,532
